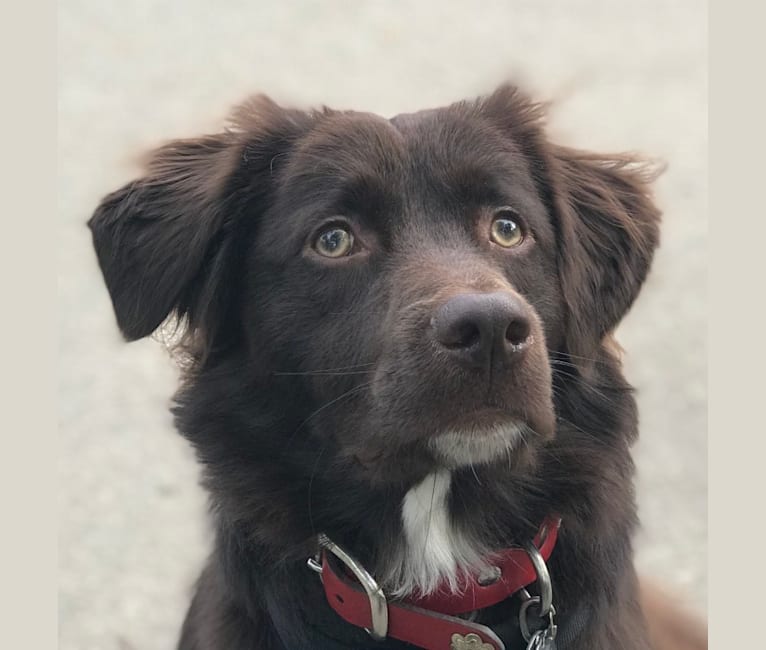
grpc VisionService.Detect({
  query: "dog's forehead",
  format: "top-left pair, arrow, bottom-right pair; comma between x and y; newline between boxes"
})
387,106 -> 533,191
289,105 -> 519,177
287,110 -> 405,178
284,106 -> 529,200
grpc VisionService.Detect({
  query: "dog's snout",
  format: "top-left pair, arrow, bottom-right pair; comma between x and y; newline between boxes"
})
432,292 -> 532,368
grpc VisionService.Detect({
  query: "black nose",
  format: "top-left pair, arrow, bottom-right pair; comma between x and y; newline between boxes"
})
431,292 -> 532,368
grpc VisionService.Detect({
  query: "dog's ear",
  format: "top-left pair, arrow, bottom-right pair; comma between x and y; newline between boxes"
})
88,96 -> 311,343
548,145 -> 661,364
88,136 -> 241,341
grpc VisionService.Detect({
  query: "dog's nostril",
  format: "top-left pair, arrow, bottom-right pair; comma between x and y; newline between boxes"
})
443,320 -> 482,350
505,318 -> 531,347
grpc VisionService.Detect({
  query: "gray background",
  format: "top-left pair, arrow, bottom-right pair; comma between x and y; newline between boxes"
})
59,2 -> 707,649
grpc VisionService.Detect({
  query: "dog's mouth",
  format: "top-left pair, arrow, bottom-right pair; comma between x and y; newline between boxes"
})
429,422 -> 525,468
426,407 -> 527,468
346,404 -> 536,479
440,405 -> 519,429
338,355 -> 556,482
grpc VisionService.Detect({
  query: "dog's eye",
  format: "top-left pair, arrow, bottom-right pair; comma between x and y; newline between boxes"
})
490,210 -> 524,248
314,226 -> 355,258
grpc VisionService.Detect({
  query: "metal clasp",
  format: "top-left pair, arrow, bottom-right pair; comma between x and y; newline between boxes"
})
523,541 -> 553,617
517,542 -> 557,644
307,533 -> 389,641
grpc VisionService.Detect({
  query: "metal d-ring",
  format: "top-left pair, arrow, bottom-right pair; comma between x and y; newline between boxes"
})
317,533 -> 389,641
523,541 -> 553,618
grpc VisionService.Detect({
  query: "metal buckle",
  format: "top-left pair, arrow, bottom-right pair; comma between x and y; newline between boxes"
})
307,533 -> 389,641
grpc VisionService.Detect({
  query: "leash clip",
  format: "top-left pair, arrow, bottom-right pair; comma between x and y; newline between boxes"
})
309,533 -> 389,641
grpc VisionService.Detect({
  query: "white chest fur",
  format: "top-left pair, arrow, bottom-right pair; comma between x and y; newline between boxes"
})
384,470 -> 488,597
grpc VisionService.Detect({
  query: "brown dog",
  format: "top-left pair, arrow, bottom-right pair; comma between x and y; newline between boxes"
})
88,84 -> 706,649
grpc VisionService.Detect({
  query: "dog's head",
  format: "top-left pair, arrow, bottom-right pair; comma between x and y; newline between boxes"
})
89,85 -> 660,487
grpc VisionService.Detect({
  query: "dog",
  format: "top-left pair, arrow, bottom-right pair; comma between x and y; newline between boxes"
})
88,84 -> 706,649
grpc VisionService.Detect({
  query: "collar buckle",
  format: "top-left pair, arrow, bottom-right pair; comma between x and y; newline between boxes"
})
312,533 -> 389,641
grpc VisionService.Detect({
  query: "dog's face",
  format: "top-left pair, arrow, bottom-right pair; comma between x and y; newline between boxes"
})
249,106 -> 563,478
89,86 -> 660,488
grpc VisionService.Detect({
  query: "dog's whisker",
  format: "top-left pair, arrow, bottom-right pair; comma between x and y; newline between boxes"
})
272,370 -> 374,377
550,359 -> 579,369
550,367 -> 624,407
554,416 -> 612,449
469,460 -> 482,487
287,381 -> 373,444
420,473 -> 438,572
516,425 -> 532,453
307,438 -> 331,536
274,362 -> 375,374
549,350 -> 611,366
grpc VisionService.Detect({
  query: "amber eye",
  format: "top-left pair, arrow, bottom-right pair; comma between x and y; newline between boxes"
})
314,226 -> 355,258
490,210 -> 524,248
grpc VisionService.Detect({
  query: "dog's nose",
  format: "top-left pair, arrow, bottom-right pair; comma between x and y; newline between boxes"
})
432,292 -> 532,368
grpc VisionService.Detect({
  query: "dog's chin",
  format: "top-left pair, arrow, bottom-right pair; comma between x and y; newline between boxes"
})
428,420 -> 527,469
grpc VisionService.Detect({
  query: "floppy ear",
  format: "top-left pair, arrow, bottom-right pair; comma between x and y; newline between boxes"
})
88,96 -> 311,343
548,146 -> 661,364
88,135 -> 242,341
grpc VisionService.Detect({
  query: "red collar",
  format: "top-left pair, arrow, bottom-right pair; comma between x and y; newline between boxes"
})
311,516 -> 560,650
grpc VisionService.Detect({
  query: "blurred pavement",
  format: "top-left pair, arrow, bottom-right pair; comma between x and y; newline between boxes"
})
59,2 -> 707,649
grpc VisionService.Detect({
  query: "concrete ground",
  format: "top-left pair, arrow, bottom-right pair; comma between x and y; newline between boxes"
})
59,2 -> 707,649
